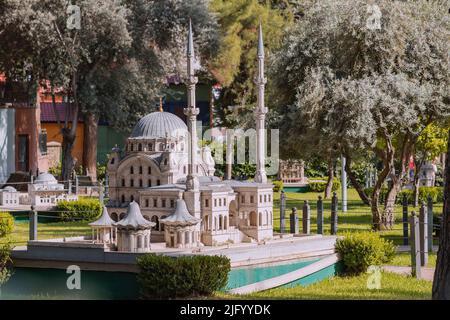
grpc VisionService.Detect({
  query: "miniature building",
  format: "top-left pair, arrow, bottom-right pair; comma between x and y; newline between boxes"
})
89,205 -> 116,246
28,172 -> 78,206
0,186 -> 19,205
419,162 -> 438,187
115,201 -> 155,253
278,159 -> 307,184
160,197 -> 201,248
107,22 -> 273,247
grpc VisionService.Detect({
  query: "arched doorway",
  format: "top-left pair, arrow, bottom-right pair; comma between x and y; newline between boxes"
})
250,211 -> 257,226
111,212 -> 118,222
151,215 -> 159,231
228,200 -> 237,226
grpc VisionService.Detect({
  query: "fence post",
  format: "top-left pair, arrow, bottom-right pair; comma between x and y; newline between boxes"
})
402,193 -> 409,246
427,195 -> 433,253
75,175 -> 79,195
29,206 -> 38,241
410,211 -> 421,278
302,200 -> 310,235
280,191 -> 286,234
317,195 -> 323,235
419,201 -> 428,267
290,207 -> 299,234
68,179 -> 72,195
331,192 -> 338,235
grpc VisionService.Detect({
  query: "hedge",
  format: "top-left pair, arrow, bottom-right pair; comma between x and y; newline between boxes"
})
56,198 -> 101,221
364,186 -> 443,204
272,180 -> 284,192
137,254 -> 231,299
0,212 -> 14,237
335,232 -> 396,275
307,178 -> 340,193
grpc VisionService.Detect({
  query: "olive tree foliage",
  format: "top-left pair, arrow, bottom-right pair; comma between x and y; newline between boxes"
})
271,0 -> 450,229
0,0 -> 133,180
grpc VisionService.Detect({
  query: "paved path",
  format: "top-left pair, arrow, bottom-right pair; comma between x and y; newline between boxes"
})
382,265 -> 435,281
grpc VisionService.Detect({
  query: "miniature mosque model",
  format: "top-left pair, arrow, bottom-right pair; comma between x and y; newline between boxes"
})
99,22 -> 274,251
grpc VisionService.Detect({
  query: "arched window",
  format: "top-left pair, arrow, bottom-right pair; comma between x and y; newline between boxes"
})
110,158 -> 115,165
259,212 -> 263,226
148,143 -> 153,151
111,212 -> 118,222
130,195 -> 134,202
157,179 -> 160,186
138,143 -> 142,151
122,179 -> 125,187
139,166 -> 143,174
151,215 -> 159,230
121,195 -> 125,203
148,167 -> 151,174
139,179 -> 143,187
164,159 -> 168,166
130,166 -> 134,174
160,216 -> 167,231
130,179 -> 134,187
183,166 -> 186,174
130,144 -> 134,151
148,179 -> 152,187
145,199 -> 149,207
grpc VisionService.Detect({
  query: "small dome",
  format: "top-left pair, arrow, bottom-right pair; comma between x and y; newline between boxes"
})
160,199 -> 200,226
34,173 -> 58,184
1,186 -> 17,192
131,111 -> 187,139
115,201 -> 155,229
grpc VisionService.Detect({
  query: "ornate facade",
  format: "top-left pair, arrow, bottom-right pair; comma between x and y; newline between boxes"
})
106,22 -> 273,248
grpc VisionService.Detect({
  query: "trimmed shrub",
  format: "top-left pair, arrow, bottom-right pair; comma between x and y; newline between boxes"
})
308,178 -> 340,193
137,254 -> 231,299
364,186 -> 444,204
56,198 -> 101,221
0,212 -> 14,237
335,232 -> 396,275
272,180 -> 284,192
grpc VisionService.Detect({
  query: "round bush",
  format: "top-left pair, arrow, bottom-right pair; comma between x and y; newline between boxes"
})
308,178 -> 340,193
137,254 -> 231,299
272,180 -> 284,192
335,232 -> 396,275
0,212 -> 14,237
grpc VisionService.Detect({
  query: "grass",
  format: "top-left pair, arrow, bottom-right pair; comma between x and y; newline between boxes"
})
218,272 -> 432,300
272,189 -> 442,246
0,220 -> 91,246
391,252 -> 437,268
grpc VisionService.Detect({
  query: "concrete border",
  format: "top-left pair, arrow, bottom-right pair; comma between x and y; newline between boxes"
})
227,253 -> 339,294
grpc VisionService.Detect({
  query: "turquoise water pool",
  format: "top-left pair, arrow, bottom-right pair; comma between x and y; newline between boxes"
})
226,258 -> 319,290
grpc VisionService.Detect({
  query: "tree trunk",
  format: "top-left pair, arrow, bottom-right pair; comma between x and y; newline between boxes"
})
432,129 -> 450,299
82,112 -> 98,181
61,128 -> 76,182
382,182 -> 400,229
371,159 -> 392,231
324,160 -> 334,199
344,153 -> 371,205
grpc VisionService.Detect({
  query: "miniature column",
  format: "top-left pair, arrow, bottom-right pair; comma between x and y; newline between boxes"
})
290,207 -> 299,234
419,201 -> 428,267
341,155 -> 347,212
427,195 -> 433,253
302,200 -> 310,235
29,205 -> 38,241
330,192 -> 338,235
402,193 -> 409,245
410,211 -> 422,278
317,195 -> 324,235
280,191 -> 286,233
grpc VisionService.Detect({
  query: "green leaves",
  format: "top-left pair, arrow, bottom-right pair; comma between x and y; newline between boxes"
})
137,254 -> 231,299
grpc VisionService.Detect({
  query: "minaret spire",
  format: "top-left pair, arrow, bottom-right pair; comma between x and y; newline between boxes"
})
184,19 -> 200,191
254,22 -> 268,184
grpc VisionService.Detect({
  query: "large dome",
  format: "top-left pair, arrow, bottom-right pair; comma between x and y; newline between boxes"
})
34,173 -> 58,184
131,112 -> 187,138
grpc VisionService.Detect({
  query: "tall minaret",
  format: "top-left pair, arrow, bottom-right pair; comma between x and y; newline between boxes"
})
184,20 -> 200,191
254,23 -> 268,184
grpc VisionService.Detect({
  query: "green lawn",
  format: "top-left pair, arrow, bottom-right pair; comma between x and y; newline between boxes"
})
272,189 -> 442,246
1,188 -> 440,300
218,272 -> 432,300
1,220 -> 91,246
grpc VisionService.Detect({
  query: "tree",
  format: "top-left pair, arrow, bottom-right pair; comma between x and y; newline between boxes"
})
432,129 -> 450,299
412,123 -> 448,206
0,0 -> 133,181
209,0 -> 292,128
272,0 -> 450,229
